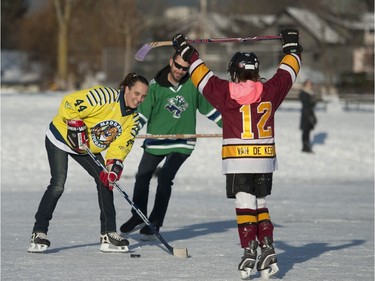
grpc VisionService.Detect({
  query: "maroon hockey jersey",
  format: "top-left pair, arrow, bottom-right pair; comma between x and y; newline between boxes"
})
189,53 -> 301,174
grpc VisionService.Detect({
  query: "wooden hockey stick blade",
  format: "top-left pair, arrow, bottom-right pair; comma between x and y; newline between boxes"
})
134,41 -> 173,61
136,133 -> 222,139
134,35 -> 281,61
173,247 -> 189,258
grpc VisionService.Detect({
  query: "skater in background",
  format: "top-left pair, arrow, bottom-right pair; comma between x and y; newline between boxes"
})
299,79 -> 317,153
28,73 -> 149,253
120,51 -> 222,241
172,29 -> 302,279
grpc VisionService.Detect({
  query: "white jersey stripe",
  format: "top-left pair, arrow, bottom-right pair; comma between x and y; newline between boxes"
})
279,64 -> 297,82
223,138 -> 275,145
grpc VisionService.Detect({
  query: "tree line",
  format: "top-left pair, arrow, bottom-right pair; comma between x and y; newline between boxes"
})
1,0 -> 373,90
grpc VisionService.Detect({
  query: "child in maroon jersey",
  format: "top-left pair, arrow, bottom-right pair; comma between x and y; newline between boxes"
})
172,29 -> 303,279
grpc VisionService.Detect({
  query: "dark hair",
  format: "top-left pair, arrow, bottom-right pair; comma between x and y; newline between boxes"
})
237,70 -> 261,82
119,72 -> 149,91
172,51 -> 180,60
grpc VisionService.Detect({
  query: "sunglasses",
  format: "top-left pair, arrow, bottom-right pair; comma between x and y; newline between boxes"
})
173,60 -> 189,71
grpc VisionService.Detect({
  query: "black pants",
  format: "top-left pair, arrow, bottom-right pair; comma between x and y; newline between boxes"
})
302,128 -> 312,151
33,137 -> 117,234
131,151 -> 190,227
226,173 -> 273,198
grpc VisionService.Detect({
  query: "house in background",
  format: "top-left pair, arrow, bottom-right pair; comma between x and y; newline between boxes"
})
325,12 -> 374,94
131,6 -> 373,97
260,7 -> 374,95
3,4 -> 372,97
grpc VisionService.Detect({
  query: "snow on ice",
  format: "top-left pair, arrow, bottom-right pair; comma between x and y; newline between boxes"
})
1,91 -> 374,280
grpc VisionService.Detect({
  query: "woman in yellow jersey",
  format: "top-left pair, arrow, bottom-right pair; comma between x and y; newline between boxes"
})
28,73 -> 148,253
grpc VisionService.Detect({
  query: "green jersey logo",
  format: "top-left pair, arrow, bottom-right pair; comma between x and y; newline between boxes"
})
165,95 -> 188,118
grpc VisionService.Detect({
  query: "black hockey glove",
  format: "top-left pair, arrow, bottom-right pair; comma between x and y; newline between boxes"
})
172,33 -> 198,63
280,29 -> 303,54
67,120 -> 89,153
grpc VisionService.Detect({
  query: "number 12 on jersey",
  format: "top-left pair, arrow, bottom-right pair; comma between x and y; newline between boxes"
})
240,102 -> 273,139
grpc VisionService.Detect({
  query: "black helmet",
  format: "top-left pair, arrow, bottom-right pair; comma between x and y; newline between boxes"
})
227,52 -> 260,82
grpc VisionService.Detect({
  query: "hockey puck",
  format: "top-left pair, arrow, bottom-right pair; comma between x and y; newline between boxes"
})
130,254 -> 141,258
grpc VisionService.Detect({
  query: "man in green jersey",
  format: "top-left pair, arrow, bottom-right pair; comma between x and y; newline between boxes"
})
120,51 -> 222,240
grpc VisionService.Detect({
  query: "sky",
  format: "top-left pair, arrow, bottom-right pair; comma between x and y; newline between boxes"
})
1,91 -> 374,280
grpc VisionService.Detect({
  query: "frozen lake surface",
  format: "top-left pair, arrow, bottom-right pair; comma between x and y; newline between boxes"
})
1,92 -> 374,280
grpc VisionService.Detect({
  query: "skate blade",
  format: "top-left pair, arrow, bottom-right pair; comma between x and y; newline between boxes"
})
240,267 -> 254,280
100,243 -> 129,253
28,243 -> 48,253
121,223 -> 146,236
140,233 -> 156,241
260,263 -> 279,279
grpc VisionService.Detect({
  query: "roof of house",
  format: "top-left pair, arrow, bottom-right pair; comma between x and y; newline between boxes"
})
162,6 -> 372,45
323,12 -> 374,31
285,7 -> 346,44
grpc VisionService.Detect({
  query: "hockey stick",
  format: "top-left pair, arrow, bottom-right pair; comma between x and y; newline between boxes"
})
136,133 -> 222,139
82,144 -> 189,258
135,35 -> 282,61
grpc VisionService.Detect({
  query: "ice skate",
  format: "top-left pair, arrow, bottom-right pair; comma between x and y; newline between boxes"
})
139,224 -> 159,241
100,232 -> 129,253
257,237 -> 279,279
120,215 -> 145,235
28,232 -> 51,253
238,240 -> 258,280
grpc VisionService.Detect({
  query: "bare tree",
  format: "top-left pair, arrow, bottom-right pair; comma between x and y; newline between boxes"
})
97,0 -> 144,75
53,0 -> 72,90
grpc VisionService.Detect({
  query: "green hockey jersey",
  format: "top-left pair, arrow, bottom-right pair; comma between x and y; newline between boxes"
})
138,65 -> 222,155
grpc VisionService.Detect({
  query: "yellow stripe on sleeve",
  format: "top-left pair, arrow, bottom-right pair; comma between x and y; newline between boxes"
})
280,54 -> 301,74
191,63 -> 210,88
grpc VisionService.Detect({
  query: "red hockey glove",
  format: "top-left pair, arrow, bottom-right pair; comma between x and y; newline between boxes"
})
99,159 -> 123,191
172,33 -> 199,63
67,120 -> 89,153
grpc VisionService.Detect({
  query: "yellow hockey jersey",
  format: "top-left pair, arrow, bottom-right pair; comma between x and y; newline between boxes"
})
46,85 -> 140,162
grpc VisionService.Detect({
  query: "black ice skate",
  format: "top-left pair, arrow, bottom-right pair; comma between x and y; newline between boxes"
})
100,232 -> 129,253
238,240 -> 258,280
257,237 -> 279,279
139,224 -> 159,241
120,215 -> 145,235
28,232 -> 51,253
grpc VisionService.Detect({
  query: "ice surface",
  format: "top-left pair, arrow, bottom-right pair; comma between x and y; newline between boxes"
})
1,92 -> 373,280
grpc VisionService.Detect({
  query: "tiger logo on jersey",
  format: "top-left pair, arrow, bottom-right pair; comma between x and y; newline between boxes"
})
165,95 -> 188,118
91,120 -> 122,148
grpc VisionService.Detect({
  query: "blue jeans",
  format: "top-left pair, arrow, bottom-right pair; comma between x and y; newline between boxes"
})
33,137 -> 117,234
131,151 -> 190,227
